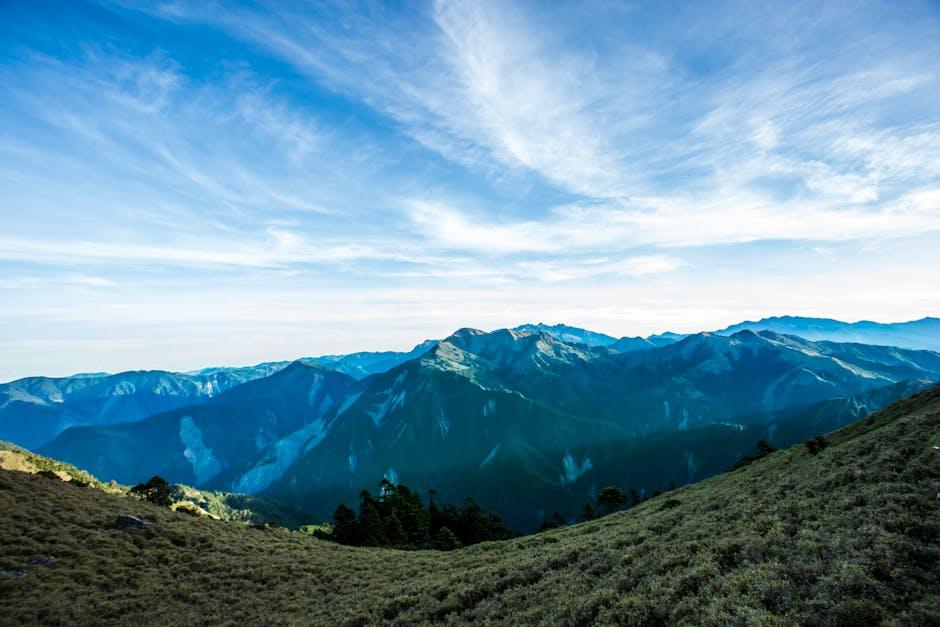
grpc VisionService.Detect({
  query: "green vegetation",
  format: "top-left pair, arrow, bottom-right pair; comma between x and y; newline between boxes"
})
805,434 -> 829,455
130,476 -> 173,507
324,480 -> 511,549
0,441 -> 308,528
1,385 -> 939,623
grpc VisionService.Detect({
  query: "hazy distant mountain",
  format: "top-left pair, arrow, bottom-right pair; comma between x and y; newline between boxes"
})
301,340 -> 438,378
608,336 -> 657,352
714,316 -> 940,351
512,323 -> 618,347
192,340 -> 439,380
41,362 -> 360,489
2,340 -> 440,450
0,365 -> 284,449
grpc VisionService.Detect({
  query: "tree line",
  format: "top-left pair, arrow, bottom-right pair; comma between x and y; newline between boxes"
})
320,479 -> 512,550
538,484 -> 644,531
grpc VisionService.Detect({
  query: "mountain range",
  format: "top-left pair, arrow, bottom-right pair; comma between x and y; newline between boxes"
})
35,323 -> 940,530
713,315 -> 940,351
3,384 -> 938,623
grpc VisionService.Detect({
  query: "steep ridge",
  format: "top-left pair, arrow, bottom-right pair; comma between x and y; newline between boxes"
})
263,340 -> 629,529
40,363 -> 360,488
1,385 -> 937,623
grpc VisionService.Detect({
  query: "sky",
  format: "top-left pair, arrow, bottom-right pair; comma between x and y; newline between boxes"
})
1,0 -> 939,381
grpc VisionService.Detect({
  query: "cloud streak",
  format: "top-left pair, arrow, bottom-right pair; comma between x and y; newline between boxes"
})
0,0 -> 939,378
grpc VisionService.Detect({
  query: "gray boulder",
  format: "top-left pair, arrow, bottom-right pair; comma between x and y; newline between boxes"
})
114,514 -> 154,530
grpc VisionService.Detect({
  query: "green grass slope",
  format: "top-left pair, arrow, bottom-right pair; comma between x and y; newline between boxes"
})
2,385 -> 939,625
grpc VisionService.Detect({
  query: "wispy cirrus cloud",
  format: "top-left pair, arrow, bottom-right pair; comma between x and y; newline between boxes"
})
1,0 -> 939,379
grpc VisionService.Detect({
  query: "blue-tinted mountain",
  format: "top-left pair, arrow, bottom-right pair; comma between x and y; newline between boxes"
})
512,323 -> 618,347
0,364 -> 284,450
608,336 -> 657,352
714,315 -> 940,351
34,327 -> 940,531
2,340 -> 439,451
300,339 -> 438,378
40,362 -> 360,488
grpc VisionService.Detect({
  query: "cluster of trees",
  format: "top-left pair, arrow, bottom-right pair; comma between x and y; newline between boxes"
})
130,475 -> 173,507
324,479 -> 512,550
539,484 -> 643,532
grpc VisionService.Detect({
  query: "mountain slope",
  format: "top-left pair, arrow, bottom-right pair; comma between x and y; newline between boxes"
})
2,385 -> 938,624
193,340 -> 440,381
0,365 -> 285,449
40,363 -> 360,488
715,315 -> 940,351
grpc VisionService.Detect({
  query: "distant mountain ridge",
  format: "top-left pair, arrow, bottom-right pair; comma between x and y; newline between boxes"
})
0,365 -> 285,450
511,323 -> 618,347
513,316 -> 940,354
0,340 -> 437,449
713,315 -> 940,352
38,326 -> 940,530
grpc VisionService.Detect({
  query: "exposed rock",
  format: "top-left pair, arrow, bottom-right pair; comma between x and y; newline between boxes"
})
0,570 -> 26,578
27,555 -> 55,567
114,514 -> 154,530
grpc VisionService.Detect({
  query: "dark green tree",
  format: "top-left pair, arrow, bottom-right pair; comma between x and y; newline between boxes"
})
130,475 -> 173,507
331,504 -> 358,545
597,485 -> 628,515
357,490 -> 387,547
432,526 -> 462,551
458,497 -> 489,545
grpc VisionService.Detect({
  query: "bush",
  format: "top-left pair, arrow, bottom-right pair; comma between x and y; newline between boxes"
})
805,436 -> 828,456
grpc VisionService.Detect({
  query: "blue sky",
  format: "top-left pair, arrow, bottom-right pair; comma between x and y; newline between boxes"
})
1,0 -> 939,380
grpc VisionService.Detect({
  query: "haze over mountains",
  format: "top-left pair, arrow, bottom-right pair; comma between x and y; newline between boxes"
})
9,315 -> 935,531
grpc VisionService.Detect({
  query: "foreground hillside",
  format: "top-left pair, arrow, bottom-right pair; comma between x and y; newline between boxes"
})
2,386 -> 938,624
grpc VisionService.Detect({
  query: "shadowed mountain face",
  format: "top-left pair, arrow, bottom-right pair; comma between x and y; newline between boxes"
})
37,327 -> 940,531
0,365 -> 286,450
40,363 -> 360,490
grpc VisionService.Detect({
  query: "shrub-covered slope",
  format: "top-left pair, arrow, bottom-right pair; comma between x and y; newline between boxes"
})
2,385 -> 938,625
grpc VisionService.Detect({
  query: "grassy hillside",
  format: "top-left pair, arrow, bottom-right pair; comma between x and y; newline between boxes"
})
2,385 -> 939,624
0,441 -> 309,529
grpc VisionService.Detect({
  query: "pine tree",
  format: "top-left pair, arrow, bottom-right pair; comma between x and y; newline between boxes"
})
331,504 -> 358,545
432,526 -> 462,551
357,490 -> 387,547
597,485 -> 628,515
